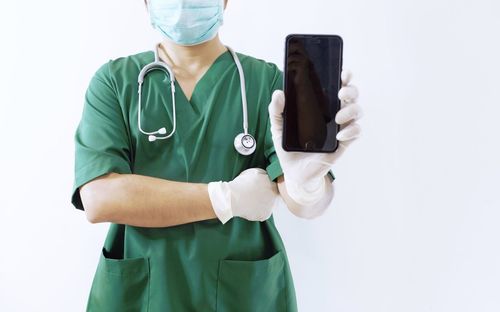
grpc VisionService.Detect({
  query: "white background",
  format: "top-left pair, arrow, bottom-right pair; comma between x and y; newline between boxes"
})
1,0 -> 499,311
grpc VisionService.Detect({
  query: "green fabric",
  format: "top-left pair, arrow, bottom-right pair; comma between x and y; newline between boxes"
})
71,50 -> 306,311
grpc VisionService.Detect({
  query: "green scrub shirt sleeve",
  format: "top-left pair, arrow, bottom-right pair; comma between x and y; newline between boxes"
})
71,62 -> 133,211
264,68 -> 335,183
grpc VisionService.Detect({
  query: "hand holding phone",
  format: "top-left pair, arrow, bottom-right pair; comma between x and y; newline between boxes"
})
266,34 -> 362,208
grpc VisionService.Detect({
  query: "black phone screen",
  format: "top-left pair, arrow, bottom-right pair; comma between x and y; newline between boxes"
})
283,34 -> 343,152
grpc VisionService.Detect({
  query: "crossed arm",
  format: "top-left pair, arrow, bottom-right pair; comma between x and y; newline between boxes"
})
80,172 -> 333,228
80,172 -> 217,227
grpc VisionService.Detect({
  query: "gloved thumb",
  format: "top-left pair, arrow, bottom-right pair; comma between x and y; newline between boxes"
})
268,90 -> 285,134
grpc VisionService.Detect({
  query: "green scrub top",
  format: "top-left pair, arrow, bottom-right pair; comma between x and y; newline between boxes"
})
71,48 -> 333,312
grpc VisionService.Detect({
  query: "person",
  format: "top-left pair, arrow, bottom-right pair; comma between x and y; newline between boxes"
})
70,0 -> 362,311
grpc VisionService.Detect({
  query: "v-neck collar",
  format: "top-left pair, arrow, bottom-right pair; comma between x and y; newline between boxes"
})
148,49 -> 233,112
178,50 -> 232,104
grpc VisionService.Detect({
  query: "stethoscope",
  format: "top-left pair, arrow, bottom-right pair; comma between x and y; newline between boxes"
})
137,43 -> 256,156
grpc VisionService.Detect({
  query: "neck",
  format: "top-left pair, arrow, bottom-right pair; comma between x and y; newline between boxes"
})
159,35 -> 227,71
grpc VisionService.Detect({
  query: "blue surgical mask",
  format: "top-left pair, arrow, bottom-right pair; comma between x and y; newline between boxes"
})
148,0 -> 224,46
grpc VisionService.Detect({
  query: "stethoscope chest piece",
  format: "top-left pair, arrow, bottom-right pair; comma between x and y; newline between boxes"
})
234,133 -> 256,155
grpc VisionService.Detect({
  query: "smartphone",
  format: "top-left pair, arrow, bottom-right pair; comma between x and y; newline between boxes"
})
283,34 -> 343,152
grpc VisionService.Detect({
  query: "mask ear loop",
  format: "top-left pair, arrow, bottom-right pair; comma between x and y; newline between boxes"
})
137,44 -> 177,142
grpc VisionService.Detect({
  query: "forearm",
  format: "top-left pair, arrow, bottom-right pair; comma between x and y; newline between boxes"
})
277,175 -> 334,219
81,173 -> 217,227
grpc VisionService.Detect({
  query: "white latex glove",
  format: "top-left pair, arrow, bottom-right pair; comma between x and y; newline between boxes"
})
207,168 -> 279,224
268,70 -> 362,207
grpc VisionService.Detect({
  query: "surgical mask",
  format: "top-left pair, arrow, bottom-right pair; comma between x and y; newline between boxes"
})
148,0 -> 224,46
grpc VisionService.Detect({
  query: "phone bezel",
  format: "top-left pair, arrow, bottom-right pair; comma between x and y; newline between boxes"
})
282,34 -> 344,153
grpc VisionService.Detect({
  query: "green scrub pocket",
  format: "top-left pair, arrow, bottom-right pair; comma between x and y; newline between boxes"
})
86,247 -> 151,312
216,250 -> 287,312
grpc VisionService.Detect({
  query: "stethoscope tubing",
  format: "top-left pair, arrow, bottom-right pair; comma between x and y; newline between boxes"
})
137,43 -> 255,154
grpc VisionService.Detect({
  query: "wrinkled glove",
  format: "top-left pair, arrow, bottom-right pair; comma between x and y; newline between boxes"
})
208,168 -> 279,224
268,70 -> 362,207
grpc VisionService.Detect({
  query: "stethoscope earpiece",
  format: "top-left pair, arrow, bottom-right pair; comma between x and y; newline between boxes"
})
148,127 -> 167,142
138,43 -> 255,156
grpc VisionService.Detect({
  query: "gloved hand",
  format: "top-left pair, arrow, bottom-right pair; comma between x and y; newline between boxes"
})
268,70 -> 362,207
207,168 -> 279,224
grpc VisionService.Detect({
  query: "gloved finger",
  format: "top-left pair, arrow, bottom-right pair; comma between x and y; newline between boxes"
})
338,136 -> 358,151
315,133 -> 359,165
297,151 -> 341,179
341,69 -> 353,86
338,85 -> 359,105
268,90 -> 285,133
238,167 -> 267,177
335,103 -> 363,125
336,122 -> 361,141
334,138 -> 353,157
